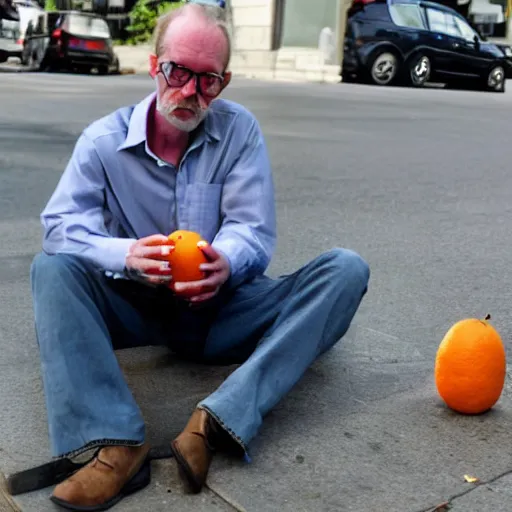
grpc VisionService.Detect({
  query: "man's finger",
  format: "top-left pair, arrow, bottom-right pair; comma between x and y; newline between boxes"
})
199,258 -> 226,273
129,245 -> 174,261
197,242 -> 219,262
140,234 -> 171,246
126,258 -> 172,275
173,274 -> 223,294
143,274 -> 173,285
188,290 -> 219,303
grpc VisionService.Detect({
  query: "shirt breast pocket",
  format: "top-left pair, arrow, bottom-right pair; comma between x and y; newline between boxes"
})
184,183 -> 223,243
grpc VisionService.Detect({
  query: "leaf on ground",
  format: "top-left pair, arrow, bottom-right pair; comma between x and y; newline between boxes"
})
432,502 -> 450,512
464,474 -> 480,483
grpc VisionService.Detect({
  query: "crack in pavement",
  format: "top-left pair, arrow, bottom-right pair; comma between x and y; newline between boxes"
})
206,482 -> 247,512
415,466 -> 512,512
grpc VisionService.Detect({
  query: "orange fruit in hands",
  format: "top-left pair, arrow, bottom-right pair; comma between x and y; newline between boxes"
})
166,230 -> 208,291
434,315 -> 506,415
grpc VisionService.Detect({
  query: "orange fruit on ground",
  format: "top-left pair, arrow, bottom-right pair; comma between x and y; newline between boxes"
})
166,230 -> 208,289
434,315 -> 507,415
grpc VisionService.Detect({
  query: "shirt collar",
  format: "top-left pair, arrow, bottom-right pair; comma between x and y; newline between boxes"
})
117,92 -> 221,152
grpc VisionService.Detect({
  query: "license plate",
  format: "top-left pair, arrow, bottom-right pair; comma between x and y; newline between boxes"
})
68,39 -> 84,49
85,40 -> 104,50
68,39 -> 104,50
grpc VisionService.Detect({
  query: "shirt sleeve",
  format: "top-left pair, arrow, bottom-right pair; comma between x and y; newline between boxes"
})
41,132 -> 136,272
211,119 -> 277,288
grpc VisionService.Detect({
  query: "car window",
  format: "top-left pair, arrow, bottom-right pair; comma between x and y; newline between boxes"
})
426,8 -> 460,37
63,14 -> 110,38
17,5 -> 41,36
47,12 -> 60,30
0,19 -> 19,39
453,16 -> 477,41
362,3 -> 391,20
34,14 -> 44,34
389,3 -> 427,29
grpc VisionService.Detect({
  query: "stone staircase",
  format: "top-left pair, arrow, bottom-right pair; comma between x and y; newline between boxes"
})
230,47 -> 341,83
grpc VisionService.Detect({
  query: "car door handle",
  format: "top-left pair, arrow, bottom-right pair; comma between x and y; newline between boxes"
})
452,42 -> 460,49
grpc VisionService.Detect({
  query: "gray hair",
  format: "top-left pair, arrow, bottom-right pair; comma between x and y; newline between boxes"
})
153,3 -> 232,70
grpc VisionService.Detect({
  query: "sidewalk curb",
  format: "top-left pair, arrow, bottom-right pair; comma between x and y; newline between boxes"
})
0,474 -> 20,512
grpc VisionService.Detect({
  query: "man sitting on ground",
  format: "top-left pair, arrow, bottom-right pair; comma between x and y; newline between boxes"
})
30,3 -> 370,510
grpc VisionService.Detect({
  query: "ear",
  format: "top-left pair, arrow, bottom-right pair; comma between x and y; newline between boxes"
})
221,71 -> 232,90
149,53 -> 158,79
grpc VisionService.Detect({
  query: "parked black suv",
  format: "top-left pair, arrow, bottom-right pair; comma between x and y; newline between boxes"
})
342,0 -> 512,92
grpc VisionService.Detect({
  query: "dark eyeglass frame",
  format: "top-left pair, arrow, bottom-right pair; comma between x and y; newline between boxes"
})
158,61 -> 225,98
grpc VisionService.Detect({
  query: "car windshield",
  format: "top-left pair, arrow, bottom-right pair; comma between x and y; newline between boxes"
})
63,14 -> 110,38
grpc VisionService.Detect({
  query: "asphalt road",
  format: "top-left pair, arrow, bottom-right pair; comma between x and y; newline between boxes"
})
1,73 -> 512,512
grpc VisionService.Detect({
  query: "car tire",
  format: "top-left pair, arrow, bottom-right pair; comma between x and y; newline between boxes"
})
407,54 -> 431,87
342,72 -> 358,83
0,51 -> 8,64
21,46 -> 30,66
112,56 -> 120,75
482,64 -> 505,93
367,50 -> 400,86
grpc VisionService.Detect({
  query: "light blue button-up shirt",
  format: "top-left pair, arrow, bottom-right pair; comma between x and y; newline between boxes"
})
41,92 -> 277,288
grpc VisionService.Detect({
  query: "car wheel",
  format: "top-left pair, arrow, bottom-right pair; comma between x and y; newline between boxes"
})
408,55 -> 431,87
21,46 -> 29,66
484,65 -> 505,92
369,51 -> 399,86
0,51 -> 8,64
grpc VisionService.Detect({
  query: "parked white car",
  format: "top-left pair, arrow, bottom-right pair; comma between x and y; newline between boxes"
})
0,18 -> 20,63
0,0 -> 41,63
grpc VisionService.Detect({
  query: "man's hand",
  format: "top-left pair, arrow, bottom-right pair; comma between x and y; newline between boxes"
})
125,234 -> 173,286
174,242 -> 231,303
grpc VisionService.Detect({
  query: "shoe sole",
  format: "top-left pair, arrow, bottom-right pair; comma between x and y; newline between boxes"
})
49,458 -> 151,511
170,441 -> 203,494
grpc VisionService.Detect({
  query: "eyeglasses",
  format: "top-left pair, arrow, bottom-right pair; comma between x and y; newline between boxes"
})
158,61 -> 225,98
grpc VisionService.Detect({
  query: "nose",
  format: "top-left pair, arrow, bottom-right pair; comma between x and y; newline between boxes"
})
181,77 -> 198,99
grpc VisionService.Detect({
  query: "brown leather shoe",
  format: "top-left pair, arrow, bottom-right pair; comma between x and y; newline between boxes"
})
50,443 -> 151,511
172,409 -> 233,494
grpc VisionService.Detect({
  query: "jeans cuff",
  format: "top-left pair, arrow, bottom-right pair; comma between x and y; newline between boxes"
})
197,405 -> 249,458
55,438 -> 144,460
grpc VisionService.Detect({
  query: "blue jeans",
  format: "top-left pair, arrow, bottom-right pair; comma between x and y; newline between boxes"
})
30,248 -> 369,459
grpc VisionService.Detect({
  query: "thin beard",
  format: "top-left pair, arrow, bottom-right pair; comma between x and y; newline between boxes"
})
156,97 -> 206,132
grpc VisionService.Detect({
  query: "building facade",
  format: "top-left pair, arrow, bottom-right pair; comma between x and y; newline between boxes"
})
227,0 -> 350,79
227,0 -> 512,79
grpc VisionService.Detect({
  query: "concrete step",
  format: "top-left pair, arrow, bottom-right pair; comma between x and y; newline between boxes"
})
0,63 -> 33,73
232,66 -> 340,84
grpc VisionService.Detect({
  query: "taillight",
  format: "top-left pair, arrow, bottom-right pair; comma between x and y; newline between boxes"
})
52,28 -> 62,39
16,38 -> 23,45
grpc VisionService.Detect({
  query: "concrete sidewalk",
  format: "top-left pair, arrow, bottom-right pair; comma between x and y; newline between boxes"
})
2,332 -> 512,512
2,72 -> 512,512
